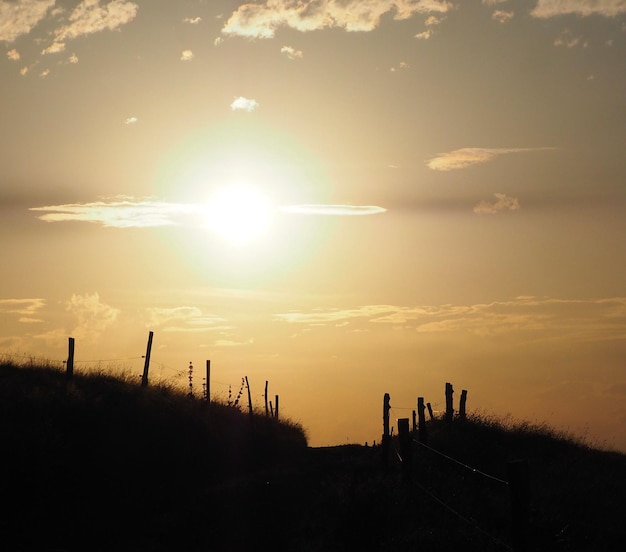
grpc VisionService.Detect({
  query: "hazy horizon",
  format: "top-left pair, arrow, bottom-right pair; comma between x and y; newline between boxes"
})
1,0 -> 625,452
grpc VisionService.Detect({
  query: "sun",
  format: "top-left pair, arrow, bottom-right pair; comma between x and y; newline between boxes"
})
204,184 -> 273,244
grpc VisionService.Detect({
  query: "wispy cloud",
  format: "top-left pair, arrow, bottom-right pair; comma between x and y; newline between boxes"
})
7,49 -> 20,61
474,193 -> 520,214
427,147 -> 554,171
147,307 -> 228,333
279,204 -> 387,216
276,297 -> 626,341
0,298 -> 46,323
230,96 -> 259,112
531,0 -> 626,18
30,198 -> 387,228
183,16 -> 202,25
124,116 -> 138,124
281,45 -> 303,59
66,292 -> 119,341
30,198 -> 202,228
0,0 -> 56,42
222,0 -> 453,39
40,0 -> 138,54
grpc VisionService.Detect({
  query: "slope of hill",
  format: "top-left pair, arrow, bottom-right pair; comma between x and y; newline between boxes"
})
1,360 -> 624,551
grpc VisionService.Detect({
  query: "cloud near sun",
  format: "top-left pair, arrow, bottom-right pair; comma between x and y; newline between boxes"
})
29,198 -> 387,228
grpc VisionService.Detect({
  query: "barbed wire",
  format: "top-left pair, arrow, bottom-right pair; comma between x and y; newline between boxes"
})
410,477 -> 513,551
390,439 -> 512,551
412,439 -> 509,486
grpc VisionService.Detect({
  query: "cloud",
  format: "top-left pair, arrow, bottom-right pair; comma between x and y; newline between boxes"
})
42,41 -> 66,55
181,49 -> 194,61
554,30 -> 586,48
474,193 -> 521,214
222,0 -> 453,39
68,53 -> 79,63
0,298 -> 46,322
183,16 -> 202,24
415,29 -> 433,39
278,204 -> 387,216
275,297 -> 626,341
0,0 -> 56,42
531,0 -> 626,18
30,198 -> 202,228
30,197 -> 386,228
426,147 -> 554,171
53,0 -> 138,42
230,96 -> 259,111
7,49 -> 20,61
281,45 -> 303,59
492,9 -> 514,23
39,68 -> 50,78
66,292 -> 119,341
124,116 -> 138,124
147,306 -> 228,333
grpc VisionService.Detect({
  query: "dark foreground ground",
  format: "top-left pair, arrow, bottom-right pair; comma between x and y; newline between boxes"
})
1,361 -> 625,551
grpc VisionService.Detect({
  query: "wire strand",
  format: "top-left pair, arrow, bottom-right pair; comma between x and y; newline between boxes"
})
413,439 -> 509,486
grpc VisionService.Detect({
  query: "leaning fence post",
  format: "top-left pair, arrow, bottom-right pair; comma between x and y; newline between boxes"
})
417,397 -> 428,444
245,376 -> 253,418
508,459 -> 530,552
264,381 -> 269,417
382,393 -> 391,467
275,394 -> 279,420
66,337 -> 75,380
427,402 -> 434,421
398,418 -> 411,482
459,389 -> 468,421
141,331 -> 153,388
445,382 -> 454,422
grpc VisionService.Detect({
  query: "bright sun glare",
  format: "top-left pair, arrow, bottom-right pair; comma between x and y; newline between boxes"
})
204,184 -> 273,244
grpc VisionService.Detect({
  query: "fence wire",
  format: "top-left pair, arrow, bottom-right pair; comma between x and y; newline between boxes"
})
413,438 -> 509,486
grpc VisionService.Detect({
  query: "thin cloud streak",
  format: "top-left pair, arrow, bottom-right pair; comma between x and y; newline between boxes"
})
531,0 -> 626,18
30,199 -> 387,228
279,204 -> 387,216
427,147 -> 555,171
276,297 -> 626,341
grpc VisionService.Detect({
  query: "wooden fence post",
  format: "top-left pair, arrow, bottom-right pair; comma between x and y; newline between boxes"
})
398,418 -> 411,482
382,393 -> 391,467
508,459 -> 530,552
460,389 -> 468,421
141,331 -> 153,388
427,402 -> 434,421
205,360 -> 210,402
264,381 -> 269,417
66,337 -> 75,380
245,376 -> 253,418
275,395 -> 279,420
445,382 -> 454,422
412,410 -> 417,433
417,397 -> 428,444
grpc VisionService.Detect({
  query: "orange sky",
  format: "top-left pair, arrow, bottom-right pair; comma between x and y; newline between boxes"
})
1,1 -> 626,451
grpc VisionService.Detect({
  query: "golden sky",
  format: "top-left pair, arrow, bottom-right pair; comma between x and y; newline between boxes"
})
1,0 -> 626,450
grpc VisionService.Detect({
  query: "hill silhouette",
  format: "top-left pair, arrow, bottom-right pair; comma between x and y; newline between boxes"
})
1,359 -> 624,551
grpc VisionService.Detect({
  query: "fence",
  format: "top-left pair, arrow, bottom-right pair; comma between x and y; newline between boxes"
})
383,384 -> 530,552
1,333 -> 281,420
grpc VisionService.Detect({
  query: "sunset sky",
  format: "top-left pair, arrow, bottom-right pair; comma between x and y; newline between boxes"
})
1,0 -> 625,451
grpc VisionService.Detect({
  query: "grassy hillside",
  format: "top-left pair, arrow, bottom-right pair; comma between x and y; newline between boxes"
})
1,359 -> 624,551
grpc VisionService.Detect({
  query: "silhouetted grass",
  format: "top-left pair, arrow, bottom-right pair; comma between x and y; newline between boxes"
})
1,359 -> 624,551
